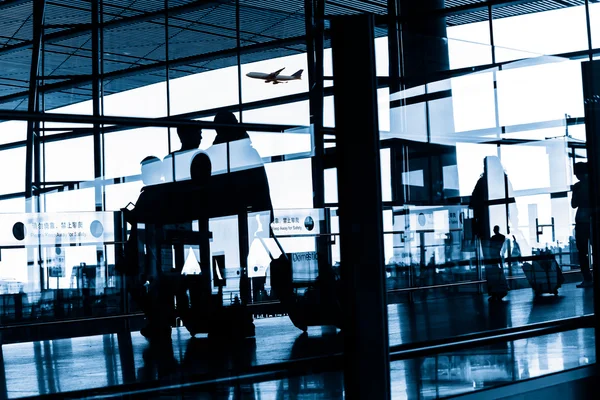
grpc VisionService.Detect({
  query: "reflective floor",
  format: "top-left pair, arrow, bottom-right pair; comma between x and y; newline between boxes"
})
0,282 -> 594,399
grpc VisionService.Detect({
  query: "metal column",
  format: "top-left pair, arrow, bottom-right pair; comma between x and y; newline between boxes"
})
305,0 -> 325,208
25,0 -> 46,203
581,60 -> 600,365
332,14 -> 391,400
305,0 -> 331,285
387,0 -> 401,96
91,0 -> 103,212
24,0 -> 46,293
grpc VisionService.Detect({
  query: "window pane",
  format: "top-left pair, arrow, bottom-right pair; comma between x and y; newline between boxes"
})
0,147 -> 25,195
447,21 -> 492,69
493,6 -> 588,63
44,137 -> 95,182
104,128 -> 169,180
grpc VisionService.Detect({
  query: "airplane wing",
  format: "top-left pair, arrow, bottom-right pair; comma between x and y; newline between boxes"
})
266,67 -> 285,79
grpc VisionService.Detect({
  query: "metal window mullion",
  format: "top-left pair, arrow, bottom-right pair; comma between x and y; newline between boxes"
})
488,4 -> 496,65
25,0 -> 45,205
585,0 -> 594,61
92,0 -> 103,212
236,0 -> 243,121
165,0 -> 172,154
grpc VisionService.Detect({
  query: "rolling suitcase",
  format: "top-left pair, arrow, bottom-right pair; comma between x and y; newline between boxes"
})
485,265 -> 509,301
522,253 -> 564,296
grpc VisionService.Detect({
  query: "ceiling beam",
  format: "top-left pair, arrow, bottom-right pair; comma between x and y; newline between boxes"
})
0,34 -> 310,105
0,0 -> 225,57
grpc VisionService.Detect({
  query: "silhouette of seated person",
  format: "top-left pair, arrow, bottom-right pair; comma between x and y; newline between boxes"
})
125,125 -> 204,224
140,155 -> 163,185
163,125 -> 203,183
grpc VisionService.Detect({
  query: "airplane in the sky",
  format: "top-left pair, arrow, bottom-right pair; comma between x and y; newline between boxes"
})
246,67 -> 303,84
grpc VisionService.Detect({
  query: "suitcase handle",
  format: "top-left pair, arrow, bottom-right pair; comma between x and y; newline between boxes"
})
257,225 -> 289,263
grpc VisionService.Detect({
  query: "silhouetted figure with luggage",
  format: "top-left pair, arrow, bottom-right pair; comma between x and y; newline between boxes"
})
486,225 -> 508,301
572,162 -> 593,288
470,156 -> 513,301
121,125 -> 205,341
183,110 -> 273,337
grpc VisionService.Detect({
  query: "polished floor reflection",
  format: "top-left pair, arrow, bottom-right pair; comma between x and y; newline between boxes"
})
0,282 -> 594,399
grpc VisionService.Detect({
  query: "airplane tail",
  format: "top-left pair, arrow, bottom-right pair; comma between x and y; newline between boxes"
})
291,69 -> 303,79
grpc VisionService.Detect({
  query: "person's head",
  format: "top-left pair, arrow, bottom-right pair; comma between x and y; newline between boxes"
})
574,162 -> 588,180
140,156 -> 162,185
190,153 -> 212,185
176,125 -> 202,151
483,156 -> 505,176
493,225 -> 500,235
213,110 -> 248,144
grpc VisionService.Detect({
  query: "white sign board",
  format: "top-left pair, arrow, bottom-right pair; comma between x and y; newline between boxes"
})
0,212 -> 116,247
291,251 -> 318,282
271,209 -> 322,236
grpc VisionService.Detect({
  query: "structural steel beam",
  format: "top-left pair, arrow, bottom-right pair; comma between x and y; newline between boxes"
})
24,0 -> 45,200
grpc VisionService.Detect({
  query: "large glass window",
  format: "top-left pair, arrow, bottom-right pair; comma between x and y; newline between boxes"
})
388,48 -> 592,344
0,2 -> 596,398
493,6 -> 589,62
43,137 -> 95,182
0,147 -> 26,195
447,20 -> 492,69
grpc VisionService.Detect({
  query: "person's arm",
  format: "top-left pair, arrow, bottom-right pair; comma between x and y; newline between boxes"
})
571,182 -> 580,209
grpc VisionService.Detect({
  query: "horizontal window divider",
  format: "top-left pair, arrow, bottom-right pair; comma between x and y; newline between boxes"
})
0,110 -> 301,133
389,314 -> 594,362
0,312 -> 145,331
0,191 -> 25,201
0,139 -> 27,152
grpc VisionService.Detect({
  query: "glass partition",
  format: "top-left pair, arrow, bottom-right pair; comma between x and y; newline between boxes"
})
0,211 -> 122,322
386,54 -> 592,338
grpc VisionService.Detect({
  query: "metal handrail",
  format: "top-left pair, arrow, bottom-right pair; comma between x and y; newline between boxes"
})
389,314 -> 594,359
387,268 -> 582,294
0,312 -> 144,330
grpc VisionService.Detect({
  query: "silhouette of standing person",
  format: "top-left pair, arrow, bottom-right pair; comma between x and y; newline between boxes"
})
470,156 -> 515,301
117,155 -> 163,328
571,162 -> 593,288
210,111 -> 272,327
469,156 -> 515,265
490,225 -> 506,264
